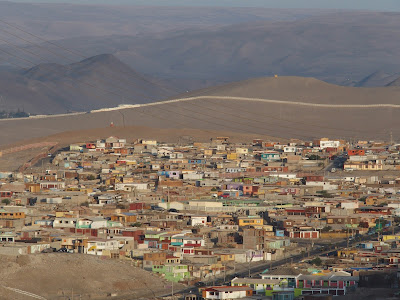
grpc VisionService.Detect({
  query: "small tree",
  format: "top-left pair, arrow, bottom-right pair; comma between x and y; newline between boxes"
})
321,226 -> 332,232
1,199 -> 10,205
311,257 -> 322,266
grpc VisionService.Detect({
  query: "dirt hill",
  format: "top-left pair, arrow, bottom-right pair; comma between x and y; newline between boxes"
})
0,253 -> 183,300
1,76 -> 400,148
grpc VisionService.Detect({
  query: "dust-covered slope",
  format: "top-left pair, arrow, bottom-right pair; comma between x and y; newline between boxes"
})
180,76 -> 400,105
1,76 -> 400,146
0,253 -> 183,299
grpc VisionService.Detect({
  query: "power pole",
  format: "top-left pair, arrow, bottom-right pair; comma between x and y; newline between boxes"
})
390,131 -> 393,146
223,262 -> 226,283
392,216 -> 395,235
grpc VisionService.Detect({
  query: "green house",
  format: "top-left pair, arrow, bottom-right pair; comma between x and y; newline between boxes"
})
152,264 -> 190,282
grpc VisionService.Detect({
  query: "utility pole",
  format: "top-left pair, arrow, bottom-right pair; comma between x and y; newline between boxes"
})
248,253 -> 254,277
390,131 -> 393,146
392,216 -> 395,236
223,262 -> 226,283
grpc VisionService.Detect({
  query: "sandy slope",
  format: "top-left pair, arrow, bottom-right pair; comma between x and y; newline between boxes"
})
0,253 -> 183,300
0,76 -> 399,148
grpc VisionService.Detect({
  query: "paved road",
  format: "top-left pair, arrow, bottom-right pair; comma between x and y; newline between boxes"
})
325,153 -> 347,173
162,228 -> 398,297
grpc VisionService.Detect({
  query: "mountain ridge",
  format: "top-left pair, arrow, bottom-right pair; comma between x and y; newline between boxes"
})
0,54 -> 178,114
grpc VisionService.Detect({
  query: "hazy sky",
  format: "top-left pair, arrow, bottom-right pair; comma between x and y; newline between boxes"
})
6,0 -> 400,11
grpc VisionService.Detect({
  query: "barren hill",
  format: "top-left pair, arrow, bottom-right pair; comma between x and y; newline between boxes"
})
0,54 -> 177,114
356,71 -> 400,87
0,1 -> 324,42
1,76 -> 400,147
386,76 -> 400,87
182,76 -> 400,105
0,253 -> 183,299
51,11 -> 400,85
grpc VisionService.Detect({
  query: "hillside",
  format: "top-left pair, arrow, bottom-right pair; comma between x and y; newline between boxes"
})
182,76 -> 400,105
386,77 -> 400,87
2,10 -> 400,88
0,54 -> 177,114
355,71 -> 400,87
28,11 -> 399,86
1,76 -> 400,147
0,2 -> 324,42
0,253 -> 184,299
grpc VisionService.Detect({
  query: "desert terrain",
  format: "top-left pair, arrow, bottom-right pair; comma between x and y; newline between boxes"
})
0,76 -> 399,150
0,253 -> 184,299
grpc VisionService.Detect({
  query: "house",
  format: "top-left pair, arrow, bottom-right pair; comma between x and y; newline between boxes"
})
152,264 -> 190,282
0,232 -> 16,243
110,212 -> 137,224
242,228 -> 266,250
0,210 -> 25,219
243,185 -> 259,196
53,218 -> 77,228
191,216 -> 208,226
296,273 -> 358,296
289,231 -> 319,239
85,239 -> 120,255
261,268 -> 304,288
39,181 -> 65,190
143,251 -> 167,270
231,278 -> 280,295
202,286 -> 253,300
238,216 -> 263,227
261,152 -> 281,162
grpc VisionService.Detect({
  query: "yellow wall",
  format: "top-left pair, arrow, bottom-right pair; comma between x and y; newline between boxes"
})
238,218 -> 263,227
227,153 -> 238,160
320,232 -> 348,239
382,235 -> 400,241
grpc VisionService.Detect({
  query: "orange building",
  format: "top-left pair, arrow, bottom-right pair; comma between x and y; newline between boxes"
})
348,149 -> 365,156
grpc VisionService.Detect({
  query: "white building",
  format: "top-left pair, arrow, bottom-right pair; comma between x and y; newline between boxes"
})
320,140 -> 340,149
85,239 -> 120,255
190,216 -> 208,226
53,218 -> 77,228
283,146 -> 297,153
203,286 -> 253,300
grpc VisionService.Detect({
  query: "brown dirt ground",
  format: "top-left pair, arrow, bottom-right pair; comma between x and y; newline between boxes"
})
0,253 -> 185,300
